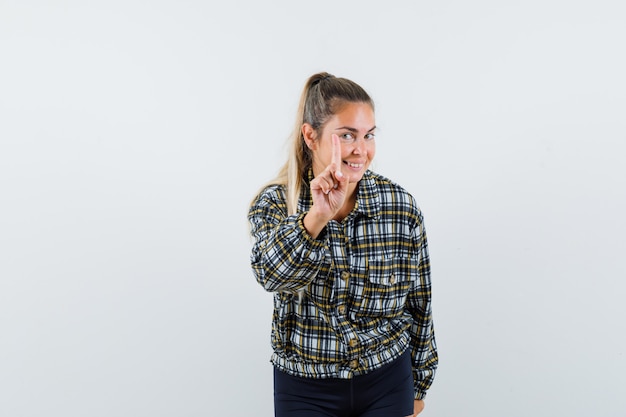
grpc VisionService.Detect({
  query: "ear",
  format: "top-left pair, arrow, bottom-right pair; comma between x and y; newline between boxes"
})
302,123 -> 317,150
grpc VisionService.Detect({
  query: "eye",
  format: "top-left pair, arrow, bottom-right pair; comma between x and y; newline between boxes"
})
340,133 -> 355,142
364,133 -> 375,141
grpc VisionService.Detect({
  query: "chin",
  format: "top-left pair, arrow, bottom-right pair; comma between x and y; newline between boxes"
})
348,173 -> 365,184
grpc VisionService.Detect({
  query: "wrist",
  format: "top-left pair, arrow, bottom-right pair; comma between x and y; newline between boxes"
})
303,209 -> 330,239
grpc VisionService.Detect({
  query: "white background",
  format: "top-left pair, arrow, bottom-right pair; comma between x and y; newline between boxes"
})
1,1 -> 625,416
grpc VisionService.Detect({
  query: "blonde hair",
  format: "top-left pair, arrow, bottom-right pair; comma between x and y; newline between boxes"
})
253,72 -> 374,215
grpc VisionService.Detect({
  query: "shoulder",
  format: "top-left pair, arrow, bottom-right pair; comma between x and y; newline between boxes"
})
364,171 -> 425,227
249,183 -> 287,215
367,171 -> 405,190
367,171 -> 419,206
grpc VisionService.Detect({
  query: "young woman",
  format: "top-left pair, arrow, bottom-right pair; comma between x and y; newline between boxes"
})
248,72 -> 437,417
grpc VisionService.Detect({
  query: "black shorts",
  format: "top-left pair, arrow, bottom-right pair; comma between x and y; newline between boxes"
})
274,350 -> 414,417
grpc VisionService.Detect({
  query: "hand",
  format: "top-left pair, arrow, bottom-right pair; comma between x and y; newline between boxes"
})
413,400 -> 425,416
304,134 -> 348,236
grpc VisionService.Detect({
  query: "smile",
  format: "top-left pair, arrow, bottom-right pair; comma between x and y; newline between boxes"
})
344,161 -> 364,169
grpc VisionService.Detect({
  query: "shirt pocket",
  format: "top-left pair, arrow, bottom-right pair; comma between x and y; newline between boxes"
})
358,256 -> 419,318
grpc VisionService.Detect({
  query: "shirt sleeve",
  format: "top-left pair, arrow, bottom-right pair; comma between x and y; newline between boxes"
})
248,186 -> 327,293
406,210 -> 438,399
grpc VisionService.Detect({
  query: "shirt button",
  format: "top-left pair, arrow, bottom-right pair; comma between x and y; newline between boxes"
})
349,338 -> 358,348
349,359 -> 359,369
341,271 -> 350,281
338,305 -> 346,315
389,273 -> 396,284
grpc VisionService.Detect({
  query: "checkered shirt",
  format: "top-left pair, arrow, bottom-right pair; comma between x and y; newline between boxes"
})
248,170 -> 438,399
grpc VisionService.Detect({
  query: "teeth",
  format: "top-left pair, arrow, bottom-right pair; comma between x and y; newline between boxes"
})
347,162 -> 363,168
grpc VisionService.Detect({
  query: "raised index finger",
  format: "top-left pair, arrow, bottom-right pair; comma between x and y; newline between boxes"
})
331,134 -> 343,178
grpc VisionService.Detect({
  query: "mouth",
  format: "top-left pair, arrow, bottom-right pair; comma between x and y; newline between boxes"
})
344,161 -> 364,169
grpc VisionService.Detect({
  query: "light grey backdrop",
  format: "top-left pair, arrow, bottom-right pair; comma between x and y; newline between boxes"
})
1,1 -> 625,416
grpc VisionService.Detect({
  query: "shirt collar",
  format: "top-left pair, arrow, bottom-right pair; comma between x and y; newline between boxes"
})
355,170 -> 381,219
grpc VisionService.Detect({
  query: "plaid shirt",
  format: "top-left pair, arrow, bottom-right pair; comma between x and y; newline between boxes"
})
248,170 -> 437,399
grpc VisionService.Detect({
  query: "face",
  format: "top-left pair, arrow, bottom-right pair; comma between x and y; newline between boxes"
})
304,101 -> 376,186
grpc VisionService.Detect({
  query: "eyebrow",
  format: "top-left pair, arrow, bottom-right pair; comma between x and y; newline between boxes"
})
335,126 -> 377,133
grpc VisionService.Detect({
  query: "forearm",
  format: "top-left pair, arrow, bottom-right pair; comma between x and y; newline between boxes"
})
302,207 -> 332,239
411,318 -> 438,399
413,344 -> 437,399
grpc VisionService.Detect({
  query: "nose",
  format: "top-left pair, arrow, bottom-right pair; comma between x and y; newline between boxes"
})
351,138 -> 364,154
